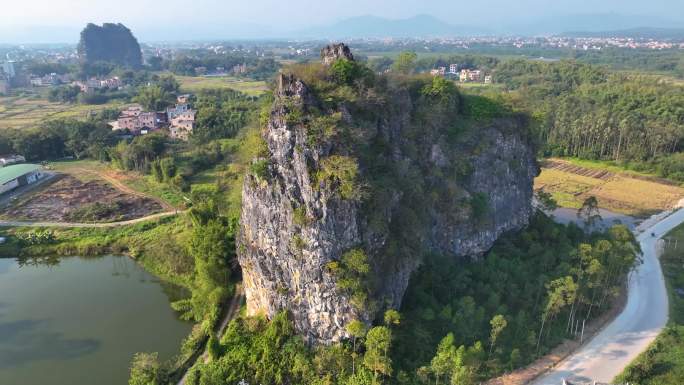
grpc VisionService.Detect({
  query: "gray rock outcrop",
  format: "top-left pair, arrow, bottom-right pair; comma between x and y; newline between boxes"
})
238,45 -> 538,344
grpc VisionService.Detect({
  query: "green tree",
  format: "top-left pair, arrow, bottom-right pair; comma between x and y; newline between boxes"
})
488,314 -> 508,356
347,320 -> 367,375
128,352 -> 162,385
134,85 -> 172,111
363,326 -> 393,384
392,52 -> 417,74
430,333 -> 457,385
577,196 -> 602,228
384,309 -> 401,327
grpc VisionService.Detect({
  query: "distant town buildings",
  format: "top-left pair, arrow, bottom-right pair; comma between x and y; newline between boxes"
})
232,63 -> 247,75
72,76 -> 121,93
30,73 -> 71,87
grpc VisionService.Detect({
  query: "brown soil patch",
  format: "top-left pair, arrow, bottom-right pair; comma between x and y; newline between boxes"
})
0,175 -> 163,223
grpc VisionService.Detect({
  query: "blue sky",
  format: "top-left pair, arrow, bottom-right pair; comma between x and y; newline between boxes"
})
1,0 -> 683,42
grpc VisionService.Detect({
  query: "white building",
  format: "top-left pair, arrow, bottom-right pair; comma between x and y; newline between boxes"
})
0,164 -> 44,195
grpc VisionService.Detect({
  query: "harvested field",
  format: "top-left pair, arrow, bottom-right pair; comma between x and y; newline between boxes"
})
535,161 -> 684,218
0,94 -> 127,130
0,175 -> 163,223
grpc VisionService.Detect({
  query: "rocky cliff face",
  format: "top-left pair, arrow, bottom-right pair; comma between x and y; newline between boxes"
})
238,45 -> 538,344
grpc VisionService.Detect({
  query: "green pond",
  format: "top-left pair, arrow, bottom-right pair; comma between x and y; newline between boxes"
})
0,255 -> 192,385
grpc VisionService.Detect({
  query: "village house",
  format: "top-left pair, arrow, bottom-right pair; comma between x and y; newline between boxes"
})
449,64 -> 459,74
177,94 -> 191,104
73,76 -> 121,93
112,105 -> 164,134
459,69 -> 469,82
169,110 -> 196,141
166,103 -> 190,120
468,70 -> 482,82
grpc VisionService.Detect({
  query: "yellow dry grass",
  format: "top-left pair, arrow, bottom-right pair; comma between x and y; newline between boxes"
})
535,168 -> 684,217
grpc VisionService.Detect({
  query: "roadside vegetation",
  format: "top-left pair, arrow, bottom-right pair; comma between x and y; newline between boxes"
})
615,223 -> 684,385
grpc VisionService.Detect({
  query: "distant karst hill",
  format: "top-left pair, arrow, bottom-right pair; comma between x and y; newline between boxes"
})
77,23 -> 142,68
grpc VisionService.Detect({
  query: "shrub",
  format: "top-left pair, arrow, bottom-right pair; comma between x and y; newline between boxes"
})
250,159 -> 270,181
316,155 -> 364,200
469,192 -> 489,221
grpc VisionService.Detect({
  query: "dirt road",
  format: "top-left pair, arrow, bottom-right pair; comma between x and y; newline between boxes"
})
0,211 -> 180,228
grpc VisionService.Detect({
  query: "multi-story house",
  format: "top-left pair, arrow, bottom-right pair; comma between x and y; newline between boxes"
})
449,64 -> 459,74
166,103 -> 190,120
468,70 -> 482,82
169,110 -> 196,141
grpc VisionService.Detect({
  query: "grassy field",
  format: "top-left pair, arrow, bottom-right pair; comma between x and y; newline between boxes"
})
0,93 -> 126,130
535,166 -> 684,217
176,75 -> 268,96
614,223 -> 684,384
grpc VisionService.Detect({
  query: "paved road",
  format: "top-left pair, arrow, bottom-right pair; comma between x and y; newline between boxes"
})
0,210 -> 180,228
532,208 -> 684,385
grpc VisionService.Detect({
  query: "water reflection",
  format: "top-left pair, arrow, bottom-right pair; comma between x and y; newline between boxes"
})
0,317 -> 100,369
0,255 -> 192,385
550,207 -> 637,230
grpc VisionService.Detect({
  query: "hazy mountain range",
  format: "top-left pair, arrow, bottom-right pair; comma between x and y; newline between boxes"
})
1,13 -> 684,44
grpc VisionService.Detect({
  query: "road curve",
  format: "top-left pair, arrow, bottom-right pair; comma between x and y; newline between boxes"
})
532,208 -> 684,385
0,210 -> 180,228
